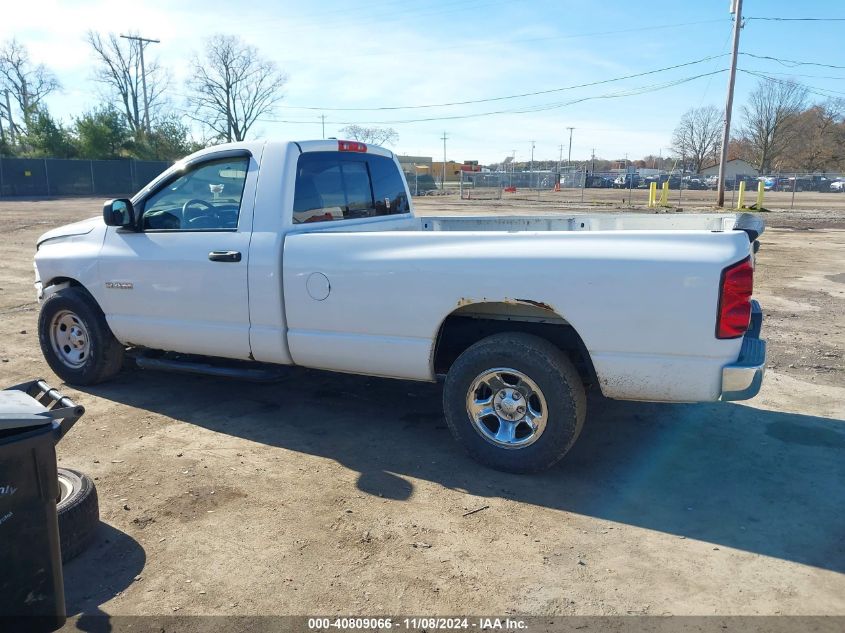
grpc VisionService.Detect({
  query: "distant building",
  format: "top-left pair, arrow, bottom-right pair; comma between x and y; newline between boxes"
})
396,155 -> 433,174
396,155 -> 435,193
431,161 -> 465,182
700,159 -> 759,178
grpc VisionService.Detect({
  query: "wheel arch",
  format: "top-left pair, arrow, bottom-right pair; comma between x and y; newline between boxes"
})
42,276 -> 97,304
431,300 -> 598,386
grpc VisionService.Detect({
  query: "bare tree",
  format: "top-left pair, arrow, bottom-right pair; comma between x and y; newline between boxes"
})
671,105 -> 722,173
186,35 -> 287,142
86,31 -> 169,136
740,78 -> 807,173
786,100 -> 844,172
0,38 -> 60,133
339,125 -> 398,146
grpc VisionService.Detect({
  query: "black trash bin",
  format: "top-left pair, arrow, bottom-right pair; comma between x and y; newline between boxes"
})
0,380 -> 85,632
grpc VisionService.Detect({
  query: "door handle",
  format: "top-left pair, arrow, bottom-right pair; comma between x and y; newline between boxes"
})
208,250 -> 242,262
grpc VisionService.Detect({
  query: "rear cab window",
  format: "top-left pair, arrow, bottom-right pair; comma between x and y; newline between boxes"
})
293,152 -> 409,224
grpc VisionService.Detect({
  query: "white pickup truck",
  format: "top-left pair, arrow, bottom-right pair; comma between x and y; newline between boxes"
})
33,140 -> 766,472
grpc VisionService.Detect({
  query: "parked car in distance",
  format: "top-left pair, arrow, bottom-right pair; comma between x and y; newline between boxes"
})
612,173 -> 640,188
413,174 -> 438,194
709,175 -> 760,191
830,178 -> 845,192
683,177 -> 708,190
584,174 -> 612,188
33,139 -> 767,473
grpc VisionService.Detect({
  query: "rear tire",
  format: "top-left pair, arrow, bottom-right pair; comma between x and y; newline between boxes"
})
57,468 -> 100,563
38,287 -> 124,385
443,333 -> 586,473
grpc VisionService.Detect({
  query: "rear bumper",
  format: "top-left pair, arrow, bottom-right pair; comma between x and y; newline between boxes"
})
720,300 -> 766,401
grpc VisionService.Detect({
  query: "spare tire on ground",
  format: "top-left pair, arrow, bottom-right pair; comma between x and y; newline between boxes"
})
56,467 -> 99,562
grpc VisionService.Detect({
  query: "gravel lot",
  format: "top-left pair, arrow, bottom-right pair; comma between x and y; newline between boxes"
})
1,196 -> 843,619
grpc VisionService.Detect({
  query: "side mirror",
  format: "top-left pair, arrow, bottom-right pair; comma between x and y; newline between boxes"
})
103,199 -> 135,228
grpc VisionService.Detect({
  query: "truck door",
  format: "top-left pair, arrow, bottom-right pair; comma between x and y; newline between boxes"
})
97,152 -> 257,359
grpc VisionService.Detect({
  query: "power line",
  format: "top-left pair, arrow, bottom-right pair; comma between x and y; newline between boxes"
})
260,70 -> 726,126
739,67 -> 845,81
278,54 -> 729,112
697,19 -> 737,106
738,69 -> 845,98
739,52 -> 845,70
745,16 -> 845,21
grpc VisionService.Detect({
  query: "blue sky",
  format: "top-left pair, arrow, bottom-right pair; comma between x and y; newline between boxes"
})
4,0 -> 843,163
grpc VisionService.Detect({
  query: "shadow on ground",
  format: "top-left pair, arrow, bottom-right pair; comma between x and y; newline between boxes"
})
80,366 -> 845,573
63,521 -> 146,622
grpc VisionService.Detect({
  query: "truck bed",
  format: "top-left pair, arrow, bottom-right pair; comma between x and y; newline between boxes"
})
419,212 -> 762,237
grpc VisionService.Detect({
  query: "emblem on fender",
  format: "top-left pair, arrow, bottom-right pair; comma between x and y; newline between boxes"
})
105,281 -> 134,289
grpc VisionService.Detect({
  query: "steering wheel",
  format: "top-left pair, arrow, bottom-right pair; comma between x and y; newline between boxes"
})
182,198 -> 215,216
182,198 -> 219,228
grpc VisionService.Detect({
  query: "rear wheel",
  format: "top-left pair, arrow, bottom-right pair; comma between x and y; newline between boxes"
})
443,333 -> 586,473
38,287 -> 124,385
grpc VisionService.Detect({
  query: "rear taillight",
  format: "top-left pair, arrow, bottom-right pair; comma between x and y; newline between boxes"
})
338,140 -> 367,152
716,256 -> 754,339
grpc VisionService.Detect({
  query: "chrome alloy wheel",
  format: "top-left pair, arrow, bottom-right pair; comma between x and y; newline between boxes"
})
49,310 -> 90,368
57,470 -> 74,504
465,367 -> 548,449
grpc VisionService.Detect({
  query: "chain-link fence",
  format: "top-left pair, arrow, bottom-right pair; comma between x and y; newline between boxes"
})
401,169 -> 440,196
0,157 -> 172,197
459,168 -> 845,209
461,170 -> 564,200
459,172 -> 504,200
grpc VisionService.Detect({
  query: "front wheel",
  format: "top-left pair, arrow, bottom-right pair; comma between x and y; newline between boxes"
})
443,333 -> 586,473
38,287 -> 124,385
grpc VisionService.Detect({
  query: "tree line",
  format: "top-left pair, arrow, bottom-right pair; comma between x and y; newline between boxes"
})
0,33 -> 289,161
672,80 -> 845,175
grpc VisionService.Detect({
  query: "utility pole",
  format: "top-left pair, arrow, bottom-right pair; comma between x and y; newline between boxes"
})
511,149 -> 516,186
441,131 -> 448,190
591,148 -> 595,174
567,127 -> 575,169
716,0 -> 743,207
320,114 -> 326,139
120,34 -> 160,134
4,90 -> 15,145
558,144 -> 564,174
529,140 -> 535,188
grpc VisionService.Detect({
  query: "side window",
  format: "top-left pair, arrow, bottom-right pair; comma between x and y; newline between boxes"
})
140,156 -> 249,231
369,155 -> 410,215
293,152 -> 409,224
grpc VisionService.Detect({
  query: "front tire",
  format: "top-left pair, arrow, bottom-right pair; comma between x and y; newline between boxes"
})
443,333 -> 586,473
38,287 -> 124,385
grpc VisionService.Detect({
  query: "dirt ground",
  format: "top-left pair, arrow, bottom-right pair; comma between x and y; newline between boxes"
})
1,196 -> 843,620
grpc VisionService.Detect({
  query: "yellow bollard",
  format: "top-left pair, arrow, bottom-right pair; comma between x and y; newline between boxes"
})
660,180 -> 669,206
648,181 -> 657,207
756,180 -> 765,209
736,180 -> 746,209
